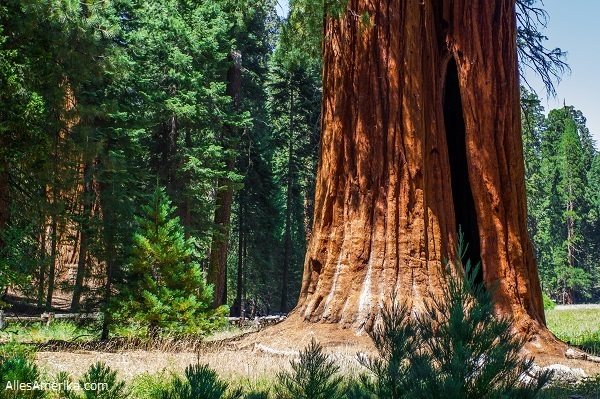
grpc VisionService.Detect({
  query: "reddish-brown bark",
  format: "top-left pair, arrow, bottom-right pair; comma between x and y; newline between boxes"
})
294,0 -> 552,342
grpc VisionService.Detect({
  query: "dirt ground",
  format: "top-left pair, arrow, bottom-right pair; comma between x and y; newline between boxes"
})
35,315 -> 369,382
35,314 -> 600,383
36,348 -> 295,383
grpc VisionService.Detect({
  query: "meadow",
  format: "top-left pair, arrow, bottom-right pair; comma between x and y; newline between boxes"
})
546,305 -> 600,356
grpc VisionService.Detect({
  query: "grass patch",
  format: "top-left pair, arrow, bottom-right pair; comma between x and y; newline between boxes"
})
3,308 -> 599,398
546,308 -> 600,355
129,370 -> 178,399
110,320 -> 253,342
1,320 -> 250,345
203,324 -> 257,342
0,321 -> 97,343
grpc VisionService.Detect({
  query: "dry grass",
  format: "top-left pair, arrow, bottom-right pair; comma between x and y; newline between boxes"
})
33,318 -> 368,388
36,348 -> 282,383
35,342 -> 365,385
19,310 -> 600,398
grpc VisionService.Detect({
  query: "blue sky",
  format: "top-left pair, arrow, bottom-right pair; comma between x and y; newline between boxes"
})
276,0 -> 288,18
523,0 -> 599,147
276,1 -> 599,147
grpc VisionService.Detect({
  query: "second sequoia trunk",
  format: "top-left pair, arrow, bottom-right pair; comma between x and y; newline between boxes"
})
295,0 -> 548,339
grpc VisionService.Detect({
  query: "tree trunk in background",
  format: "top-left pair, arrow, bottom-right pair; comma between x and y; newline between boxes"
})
0,154 -> 8,252
101,235 -> 115,340
45,129 -> 61,311
99,149 -> 115,340
45,216 -> 57,310
37,187 -> 47,309
209,163 -> 234,308
281,94 -> 295,312
233,197 -> 245,317
208,49 -> 242,308
281,137 -> 294,313
71,162 -> 93,312
296,0 -> 551,343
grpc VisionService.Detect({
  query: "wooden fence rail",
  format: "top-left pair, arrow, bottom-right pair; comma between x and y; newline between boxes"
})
0,311 -> 101,328
225,315 -> 286,327
0,310 -> 285,329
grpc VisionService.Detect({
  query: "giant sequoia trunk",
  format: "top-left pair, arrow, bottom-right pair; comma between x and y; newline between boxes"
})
295,0 -> 550,341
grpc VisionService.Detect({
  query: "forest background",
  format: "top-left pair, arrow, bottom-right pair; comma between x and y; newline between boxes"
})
0,0 -> 598,335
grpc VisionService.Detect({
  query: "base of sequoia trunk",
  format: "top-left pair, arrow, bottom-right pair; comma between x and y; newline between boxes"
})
236,313 -> 590,371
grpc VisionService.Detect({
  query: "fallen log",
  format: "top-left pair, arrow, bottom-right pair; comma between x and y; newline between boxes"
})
565,348 -> 600,363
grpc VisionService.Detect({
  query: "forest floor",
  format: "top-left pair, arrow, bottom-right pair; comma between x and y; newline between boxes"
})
33,317 -> 372,383
1,303 -> 599,396
30,311 -> 600,381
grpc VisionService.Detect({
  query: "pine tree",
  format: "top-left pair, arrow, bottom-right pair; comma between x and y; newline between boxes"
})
520,89 -> 545,253
585,154 -> 600,299
524,104 -> 598,302
116,186 -> 221,335
555,116 -> 589,301
275,339 -> 344,399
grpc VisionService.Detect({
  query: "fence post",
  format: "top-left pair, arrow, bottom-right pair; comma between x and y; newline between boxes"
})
47,312 -> 54,326
41,312 -> 54,326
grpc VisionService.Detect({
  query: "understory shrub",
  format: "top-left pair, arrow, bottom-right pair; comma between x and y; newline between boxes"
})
156,363 -> 242,399
0,343 -> 44,399
113,186 -> 226,336
275,339 -> 344,399
543,293 -> 557,310
57,362 -> 127,399
356,237 -> 554,399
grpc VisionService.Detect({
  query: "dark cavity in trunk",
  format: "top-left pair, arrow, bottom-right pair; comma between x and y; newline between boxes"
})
443,58 -> 483,285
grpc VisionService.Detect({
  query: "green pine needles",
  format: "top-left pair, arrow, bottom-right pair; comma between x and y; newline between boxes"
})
407,259 -> 552,398
58,362 -> 128,399
0,344 -> 44,399
275,339 -> 345,399
114,186 -> 225,336
357,237 -> 553,399
158,363 -> 243,399
357,299 -> 419,398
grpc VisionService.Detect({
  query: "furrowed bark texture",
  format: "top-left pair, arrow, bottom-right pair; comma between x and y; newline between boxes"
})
295,0 -> 547,338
